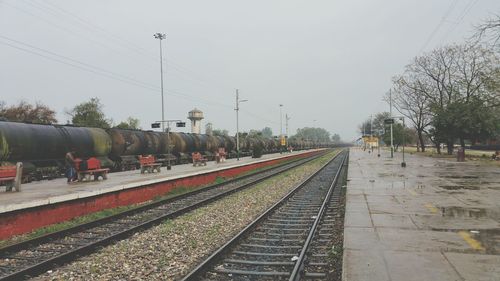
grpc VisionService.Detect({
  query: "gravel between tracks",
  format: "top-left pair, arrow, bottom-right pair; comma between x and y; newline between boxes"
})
35,153 -> 335,281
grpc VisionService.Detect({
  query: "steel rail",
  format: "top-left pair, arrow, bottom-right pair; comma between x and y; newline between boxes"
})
181,149 -> 346,281
0,150 -> 328,281
288,151 -> 348,281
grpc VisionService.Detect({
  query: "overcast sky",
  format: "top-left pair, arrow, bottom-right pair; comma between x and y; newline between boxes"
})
1,0 -> 499,141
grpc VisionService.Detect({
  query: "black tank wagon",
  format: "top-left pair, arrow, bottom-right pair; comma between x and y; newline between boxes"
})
0,120 -> 320,181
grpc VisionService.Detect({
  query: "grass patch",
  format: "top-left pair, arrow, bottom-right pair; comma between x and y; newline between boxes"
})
328,245 -> 343,261
396,146 -> 500,167
0,204 -> 137,249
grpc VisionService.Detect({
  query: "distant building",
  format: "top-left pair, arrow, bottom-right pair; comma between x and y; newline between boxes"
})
188,108 -> 204,134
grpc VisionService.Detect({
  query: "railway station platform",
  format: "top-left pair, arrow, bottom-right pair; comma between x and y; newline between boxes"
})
0,149 -> 323,240
343,147 -> 500,281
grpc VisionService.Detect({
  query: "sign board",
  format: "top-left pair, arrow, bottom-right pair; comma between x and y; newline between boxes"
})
176,122 -> 186,127
151,123 -> 161,128
384,118 -> 395,124
280,136 -> 286,146
362,136 -> 379,144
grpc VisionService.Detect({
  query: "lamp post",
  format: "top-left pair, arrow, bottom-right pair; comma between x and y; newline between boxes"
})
389,116 -> 406,167
153,33 -> 166,133
235,89 -> 247,161
400,117 -> 406,167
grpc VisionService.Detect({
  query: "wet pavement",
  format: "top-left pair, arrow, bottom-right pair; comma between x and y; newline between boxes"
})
343,147 -> 500,281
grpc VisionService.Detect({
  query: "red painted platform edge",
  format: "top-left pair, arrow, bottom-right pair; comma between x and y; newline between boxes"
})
0,150 -> 321,240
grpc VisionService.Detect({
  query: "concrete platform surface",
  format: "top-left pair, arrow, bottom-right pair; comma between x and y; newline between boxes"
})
0,150 -> 315,214
343,147 -> 500,281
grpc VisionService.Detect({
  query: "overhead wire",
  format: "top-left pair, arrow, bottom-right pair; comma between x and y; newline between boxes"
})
1,0 -> 279,128
0,35 -> 160,90
36,0 -> 234,93
9,0 -> 232,94
440,0 -> 480,42
418,0 -> 459,53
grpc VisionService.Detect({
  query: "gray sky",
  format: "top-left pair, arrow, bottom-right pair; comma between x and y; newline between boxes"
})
1,0 -> 499,141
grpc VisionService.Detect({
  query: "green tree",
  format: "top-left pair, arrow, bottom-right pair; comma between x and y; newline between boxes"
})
261,127 -> 273,138
0,101 -> 57,124
248,129 -> 262,137
292,127 -> 331,143
331,133 -> 341,143
115,117 -> 140,129
358,112 -> 390,136
67,98 -> 111,128
381,122 -> 415,149
212,129 -> 228,136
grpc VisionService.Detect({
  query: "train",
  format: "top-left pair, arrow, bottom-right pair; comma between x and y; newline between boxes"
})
0,120 -> 327,181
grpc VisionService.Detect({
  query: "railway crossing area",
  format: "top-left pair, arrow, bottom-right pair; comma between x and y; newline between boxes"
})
344,148 -> 500,281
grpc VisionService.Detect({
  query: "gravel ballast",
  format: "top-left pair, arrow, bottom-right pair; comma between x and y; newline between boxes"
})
37,152 -> 336,281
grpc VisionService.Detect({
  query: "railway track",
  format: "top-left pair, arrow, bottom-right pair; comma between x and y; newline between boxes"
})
0,150 -> 329,281
182,149 -> 348,281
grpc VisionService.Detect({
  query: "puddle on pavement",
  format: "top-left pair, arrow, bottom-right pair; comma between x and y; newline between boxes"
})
442,175 -> 479,179
441,206 -> 487,218
439,185 -> 480,190
475,229 -> 500,255
435,190 -> 465,195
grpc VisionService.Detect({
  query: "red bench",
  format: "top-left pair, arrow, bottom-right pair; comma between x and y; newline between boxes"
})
74,158 -> 109,182
0,163 -> 22,191
216,148 -> 226,163
192,152 -> 207,167
139,155 -> 162,174
1,166 -> 17,191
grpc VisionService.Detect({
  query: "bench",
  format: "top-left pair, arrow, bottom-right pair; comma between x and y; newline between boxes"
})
75,158 -> 109,182
139,155 -> 162,174
0,163 -> 22,192
192,152 -> 207,167
216,148 -> 226,163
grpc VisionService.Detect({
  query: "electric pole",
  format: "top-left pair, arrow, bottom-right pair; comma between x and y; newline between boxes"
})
390,89 -> 394,158
285,114 -> 290,138
235,89 -> 247,160
279,104 -> 283,153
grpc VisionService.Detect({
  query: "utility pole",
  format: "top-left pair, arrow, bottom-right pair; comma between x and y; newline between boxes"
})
285,114 -> 290,138
235,89 -> 247,160
279,104 -> 283,153
154,33 -> 166,133
370,114 -> 373,153
390,89 -> 394,158
370,115 -> 373,137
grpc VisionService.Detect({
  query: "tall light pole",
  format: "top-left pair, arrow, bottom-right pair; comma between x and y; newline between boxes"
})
154,33 -> 166,133
235,89 -> 247,161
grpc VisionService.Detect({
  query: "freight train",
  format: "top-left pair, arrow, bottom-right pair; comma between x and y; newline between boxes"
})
0,120 -> 325,182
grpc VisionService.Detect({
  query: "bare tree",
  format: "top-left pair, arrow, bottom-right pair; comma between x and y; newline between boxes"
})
390,75 -> 432,152
474,15 -> 500,50
401,44 -> 500,154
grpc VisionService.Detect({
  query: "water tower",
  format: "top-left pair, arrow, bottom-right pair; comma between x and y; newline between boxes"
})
188,108 -> 204,134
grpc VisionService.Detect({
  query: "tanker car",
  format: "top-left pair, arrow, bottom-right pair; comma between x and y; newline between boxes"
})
0,120 -> 324,182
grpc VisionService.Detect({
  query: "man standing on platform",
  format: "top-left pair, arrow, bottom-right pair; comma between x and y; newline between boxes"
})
65,151 -> 77,183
